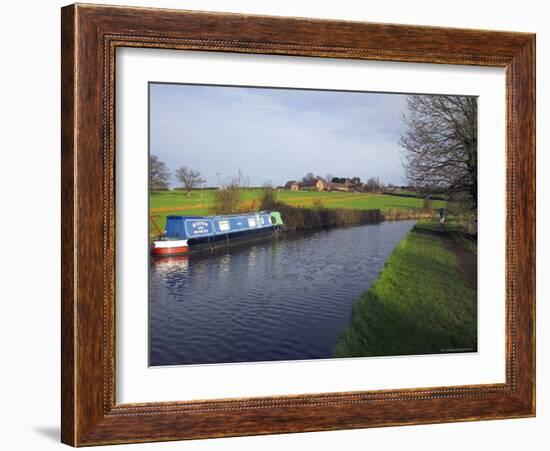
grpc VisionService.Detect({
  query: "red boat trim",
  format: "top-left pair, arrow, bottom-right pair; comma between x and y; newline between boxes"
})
152,246 -> 189,256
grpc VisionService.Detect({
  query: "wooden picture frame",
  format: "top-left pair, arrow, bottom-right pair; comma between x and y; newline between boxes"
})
61,3 -> 535,446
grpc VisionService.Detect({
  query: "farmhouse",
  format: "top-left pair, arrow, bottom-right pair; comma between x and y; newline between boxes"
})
287,176 -> 363,192
315,178 -> 332,191
314,176 -> 363,192
285,180 -> 300,191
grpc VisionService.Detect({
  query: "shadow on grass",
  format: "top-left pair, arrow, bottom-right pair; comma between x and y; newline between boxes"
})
335,229 -> 477,358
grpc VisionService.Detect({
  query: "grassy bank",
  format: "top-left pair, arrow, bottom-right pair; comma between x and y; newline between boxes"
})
271,203 -> 439,232
150,189 -> 446,232
335,223 -> 477,358
380,209 -> 435,221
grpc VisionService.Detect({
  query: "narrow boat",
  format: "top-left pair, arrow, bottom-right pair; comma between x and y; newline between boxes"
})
151,211 -> 284,257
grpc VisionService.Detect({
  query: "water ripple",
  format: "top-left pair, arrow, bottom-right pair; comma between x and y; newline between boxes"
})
149,220 -> 415,365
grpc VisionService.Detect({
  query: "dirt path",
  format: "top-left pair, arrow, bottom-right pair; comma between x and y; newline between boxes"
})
417,224 -> 477,287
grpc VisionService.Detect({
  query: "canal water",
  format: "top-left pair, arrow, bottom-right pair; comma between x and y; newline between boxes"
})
149,220 -> 416,366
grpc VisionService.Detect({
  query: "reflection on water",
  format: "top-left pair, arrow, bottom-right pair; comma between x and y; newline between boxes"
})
149,220 -> 416,366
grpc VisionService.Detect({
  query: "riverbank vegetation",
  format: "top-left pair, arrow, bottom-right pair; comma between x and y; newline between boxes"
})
266,202 -> 383,231
335,222 -> 477,358
149,188 -> 446,232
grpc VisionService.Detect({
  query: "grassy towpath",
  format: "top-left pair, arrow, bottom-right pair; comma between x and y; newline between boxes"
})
335,221 -> 477,358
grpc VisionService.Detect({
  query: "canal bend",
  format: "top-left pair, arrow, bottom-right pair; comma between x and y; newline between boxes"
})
149,220 -> 416,366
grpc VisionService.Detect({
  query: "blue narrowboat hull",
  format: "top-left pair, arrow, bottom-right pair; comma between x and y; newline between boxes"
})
178,225 -> 276,247
161,212 -> 282,253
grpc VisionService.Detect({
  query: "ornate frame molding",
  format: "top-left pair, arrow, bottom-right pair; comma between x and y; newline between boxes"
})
62,4 -> 535,446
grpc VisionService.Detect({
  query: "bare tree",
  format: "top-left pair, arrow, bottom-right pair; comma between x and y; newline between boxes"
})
236,169 -> 250,188
211,182 -> 241,214
301,172 -> 317,186
364,177 -> 380,193
400,95 -> 477,208
175,165 -> 205,196
211,176 -> 244,214
149,154 -> 170,190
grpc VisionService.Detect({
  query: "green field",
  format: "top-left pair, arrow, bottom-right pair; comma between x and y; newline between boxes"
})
149,189 -> 447,232
335,221 -> 477,357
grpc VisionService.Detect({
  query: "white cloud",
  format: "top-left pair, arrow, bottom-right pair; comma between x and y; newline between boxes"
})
150,83 -> 409,186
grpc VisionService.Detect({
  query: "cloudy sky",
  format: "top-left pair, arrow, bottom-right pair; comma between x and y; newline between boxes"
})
149,83 -> 410,187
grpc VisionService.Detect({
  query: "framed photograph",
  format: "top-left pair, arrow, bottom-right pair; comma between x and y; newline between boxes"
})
61,3 -> 535,446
